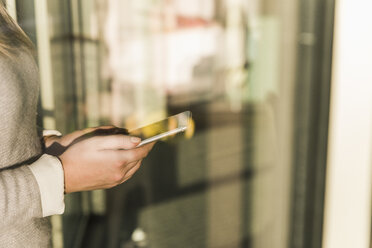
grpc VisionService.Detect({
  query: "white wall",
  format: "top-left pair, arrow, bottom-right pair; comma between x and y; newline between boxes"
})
323,0 -> 372,247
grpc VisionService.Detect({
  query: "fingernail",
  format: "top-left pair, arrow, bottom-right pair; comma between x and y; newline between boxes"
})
130,136 -> 141,143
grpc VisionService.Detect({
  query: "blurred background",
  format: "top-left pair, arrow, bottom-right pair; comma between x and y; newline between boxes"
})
4,0 -> 372,247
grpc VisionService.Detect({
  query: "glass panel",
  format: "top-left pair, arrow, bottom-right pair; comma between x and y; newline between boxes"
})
29,0 -> 331,247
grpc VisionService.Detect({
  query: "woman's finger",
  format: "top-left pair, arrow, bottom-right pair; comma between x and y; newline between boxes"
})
94,135 -> 141,150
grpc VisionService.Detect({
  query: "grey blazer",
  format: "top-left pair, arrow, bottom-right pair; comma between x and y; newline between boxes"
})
0,50 -> 51,247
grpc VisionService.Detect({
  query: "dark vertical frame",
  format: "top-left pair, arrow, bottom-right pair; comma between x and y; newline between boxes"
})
72,0 -> 87,129
65,0 -> 79,131
289,0 -> 336,247
15,0 -> 36,43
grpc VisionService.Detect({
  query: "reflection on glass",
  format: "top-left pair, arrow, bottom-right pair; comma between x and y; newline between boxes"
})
34,0 -> 300,247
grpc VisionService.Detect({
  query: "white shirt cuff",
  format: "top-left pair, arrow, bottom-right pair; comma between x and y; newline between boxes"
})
28,154 -> 65,217
43,129 -> 62,137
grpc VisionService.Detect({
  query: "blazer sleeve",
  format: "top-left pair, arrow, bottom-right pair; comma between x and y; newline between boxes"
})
0,165 -> 44,230
0,148 -> 65,232
0,54 -> 64,231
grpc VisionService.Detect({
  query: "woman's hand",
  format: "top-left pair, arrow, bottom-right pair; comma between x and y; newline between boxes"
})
46,126 -> 155,193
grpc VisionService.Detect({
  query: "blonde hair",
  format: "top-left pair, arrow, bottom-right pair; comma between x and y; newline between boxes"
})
0,2 -> 33,56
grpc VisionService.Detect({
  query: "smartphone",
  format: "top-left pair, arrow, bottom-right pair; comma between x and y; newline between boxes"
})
129,111 -> 192,147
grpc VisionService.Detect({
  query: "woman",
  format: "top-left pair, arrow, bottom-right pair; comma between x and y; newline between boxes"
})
0,3 -> 154,247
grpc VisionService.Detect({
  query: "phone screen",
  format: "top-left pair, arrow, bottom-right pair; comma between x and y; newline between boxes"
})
129,111 -> 192,147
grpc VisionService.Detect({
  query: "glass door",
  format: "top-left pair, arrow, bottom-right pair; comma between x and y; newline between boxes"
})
18,0 -> 335,247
